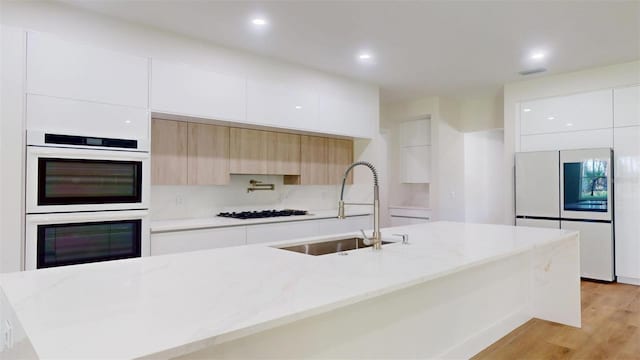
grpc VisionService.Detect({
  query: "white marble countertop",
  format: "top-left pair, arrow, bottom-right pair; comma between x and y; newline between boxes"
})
150,209 -> 372,233
0,222 -> 577,359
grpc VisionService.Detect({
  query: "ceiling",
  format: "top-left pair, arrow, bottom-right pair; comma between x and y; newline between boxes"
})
60,1 -> 640,102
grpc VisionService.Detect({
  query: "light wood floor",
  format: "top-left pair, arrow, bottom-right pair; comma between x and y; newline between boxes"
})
473,281 -> 640,359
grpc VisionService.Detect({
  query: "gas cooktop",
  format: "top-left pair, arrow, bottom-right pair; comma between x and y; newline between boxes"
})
217,209 -> 308,220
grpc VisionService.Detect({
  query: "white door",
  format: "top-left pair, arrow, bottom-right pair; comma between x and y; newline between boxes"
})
515,151 -> 560,218
561,220 -> 614,281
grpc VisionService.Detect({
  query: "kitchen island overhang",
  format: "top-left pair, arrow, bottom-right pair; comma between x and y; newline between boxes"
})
0,221 -> 580,359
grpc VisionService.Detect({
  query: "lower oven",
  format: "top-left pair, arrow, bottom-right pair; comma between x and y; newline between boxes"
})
25,210 -> 149,270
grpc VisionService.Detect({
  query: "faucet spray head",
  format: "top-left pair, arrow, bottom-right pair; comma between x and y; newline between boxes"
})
338,200 -> 346,219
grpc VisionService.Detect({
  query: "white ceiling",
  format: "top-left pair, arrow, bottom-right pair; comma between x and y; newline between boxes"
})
61,0 -> 640,102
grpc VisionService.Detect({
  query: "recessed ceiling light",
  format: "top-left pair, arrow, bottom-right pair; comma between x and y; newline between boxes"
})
523,108 -> 532,112
547,116 -> 555,120
125,120 -> 131,124
566,123 -> 573,127
295,105 -> 302,110
531,52 -> 546,60
251,18 -> 268,26
359,53 -> 372,60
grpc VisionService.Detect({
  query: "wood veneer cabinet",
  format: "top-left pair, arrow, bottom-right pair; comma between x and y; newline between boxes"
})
284,136 -> 353,185
187,122 -> 230,185
230,128 -> 301,175
151,119 -> 229,185
151,119 -> 188,185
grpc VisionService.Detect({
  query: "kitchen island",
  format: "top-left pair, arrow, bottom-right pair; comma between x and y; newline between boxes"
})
0,222 -> 580,359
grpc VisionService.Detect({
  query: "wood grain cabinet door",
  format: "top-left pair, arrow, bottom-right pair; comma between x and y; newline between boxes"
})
151,119 -> 188,185
327,138 -> 354,185
299,135 -> 329,185
229,128 -> 269,174
267,132 -> 301,175
187,123 -> 230,185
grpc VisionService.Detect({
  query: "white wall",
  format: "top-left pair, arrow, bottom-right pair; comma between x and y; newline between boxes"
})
0,2 -> 384,272
464,130 -> 505,224
502,61 -> 640,224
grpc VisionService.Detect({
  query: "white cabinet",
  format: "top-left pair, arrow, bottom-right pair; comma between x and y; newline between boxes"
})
151,59 -> 246,122
246,220 -> 319,245
515,218 -> 560,229
520,89 -> 613,135
246,215 -> 373,244
389,207 -> 431,227
520,128 -> 613,152
613,126 -> 640,284
26,94 -> 149,142
614,85 -> 640,127
400,119 -> 431,146
318,91 -> 376,139
401,146 -> 431,183
247,80 -> 318,129
399,118 -> 431,183
151,227 -> 246,256
26,31 -> 149,108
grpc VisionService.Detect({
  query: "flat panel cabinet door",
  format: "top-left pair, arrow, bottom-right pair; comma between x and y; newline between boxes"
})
520,89 -> 613,135
614,85 -> 640,127
520,129 -> 613,152
515,218 -> 560,229
151,59 -> 246,122
27,32 -> 148,108
246,221 -> 318,244
327,138 -> 354,184
561,221 -> 614,281
401,146 -> 431,183
515,151 -> 559,218
613,126 -> 640,281
247,80 -> 318,129
151,227 -> 246,256
267,132 -> 301,175
299,136 -> 329,185
188,123 -> 230,185
229,128 -> 269,174
400,119 -> 431,146
151,119 -> 188,185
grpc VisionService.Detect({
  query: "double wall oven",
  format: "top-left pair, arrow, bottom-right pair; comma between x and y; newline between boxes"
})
25,130 -> 150,270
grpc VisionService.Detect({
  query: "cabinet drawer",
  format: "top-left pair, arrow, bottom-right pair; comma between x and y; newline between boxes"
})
151,227 -> 246,256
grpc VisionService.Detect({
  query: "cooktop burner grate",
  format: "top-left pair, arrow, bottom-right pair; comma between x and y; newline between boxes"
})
217,209 -> 308,220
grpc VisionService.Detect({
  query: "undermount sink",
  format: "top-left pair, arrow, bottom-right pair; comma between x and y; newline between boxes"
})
276,237 -> 393,256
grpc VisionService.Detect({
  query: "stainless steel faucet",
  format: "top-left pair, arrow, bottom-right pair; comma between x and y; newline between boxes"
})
338,161 -> 381,250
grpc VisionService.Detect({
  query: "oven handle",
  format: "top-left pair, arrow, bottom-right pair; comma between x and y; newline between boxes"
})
26,210 -> 149,224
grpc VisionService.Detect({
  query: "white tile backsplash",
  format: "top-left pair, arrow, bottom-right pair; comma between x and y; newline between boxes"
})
151,174 -> 347,220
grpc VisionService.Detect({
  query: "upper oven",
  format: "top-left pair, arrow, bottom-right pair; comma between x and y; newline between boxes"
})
560,148 -> 613,221
27,135 -> 150,214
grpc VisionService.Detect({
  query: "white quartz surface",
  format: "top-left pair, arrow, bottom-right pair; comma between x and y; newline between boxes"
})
150,209 -> 371,232
0,222 -> 577,359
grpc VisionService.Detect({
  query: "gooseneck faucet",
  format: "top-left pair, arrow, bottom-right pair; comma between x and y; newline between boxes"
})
338,161 -> 382,250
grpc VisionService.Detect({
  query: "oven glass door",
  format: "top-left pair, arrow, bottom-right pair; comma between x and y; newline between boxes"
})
37,219 -> 141,269
38,158 -> 142,205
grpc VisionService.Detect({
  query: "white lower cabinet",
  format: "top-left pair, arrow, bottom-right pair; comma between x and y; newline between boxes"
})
151,215 -> 372,255
151,226 -> 246,256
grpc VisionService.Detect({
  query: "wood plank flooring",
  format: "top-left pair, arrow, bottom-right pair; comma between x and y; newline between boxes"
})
473,281 -> 640,359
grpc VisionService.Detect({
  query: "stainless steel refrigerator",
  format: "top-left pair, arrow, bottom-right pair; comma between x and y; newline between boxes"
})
515,148 -> 615,281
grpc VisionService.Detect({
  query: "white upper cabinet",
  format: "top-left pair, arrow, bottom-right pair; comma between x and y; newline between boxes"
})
151,59 -> 246,122
614,85 -> 640,127
400,118 -> 431,146
247,80 -> 318,129
318,90 -> 377,139
26,32 -> 149,108
520,89 -> 613,135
